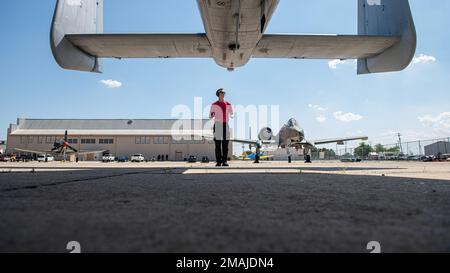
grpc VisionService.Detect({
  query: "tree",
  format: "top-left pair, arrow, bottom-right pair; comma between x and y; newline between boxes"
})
386,146 -> 400,153
374,144 -> 385,153
317,148 -> 336,158
353,142 -> 373,158
310,147 -> 336,159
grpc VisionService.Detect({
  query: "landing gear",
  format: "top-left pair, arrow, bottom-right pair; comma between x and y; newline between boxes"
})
254,154 -> 260,164
286,148 -> 292,163
304,154 -> 312,163
254,146 -> 260,164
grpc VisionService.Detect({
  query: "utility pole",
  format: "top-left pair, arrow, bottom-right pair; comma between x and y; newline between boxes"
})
397,133 -> 403,153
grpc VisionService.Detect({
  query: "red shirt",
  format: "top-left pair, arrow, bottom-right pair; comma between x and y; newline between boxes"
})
210,100 -> 233,123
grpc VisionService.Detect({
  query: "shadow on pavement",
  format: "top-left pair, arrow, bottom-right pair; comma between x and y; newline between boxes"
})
0,168 -> 449,253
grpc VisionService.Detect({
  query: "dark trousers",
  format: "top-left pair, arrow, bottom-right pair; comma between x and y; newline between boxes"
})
215,140 -> 229,164
213,122 -> 230,164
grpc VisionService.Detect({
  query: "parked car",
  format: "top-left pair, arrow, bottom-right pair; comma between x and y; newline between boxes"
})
422,156 -> 435,162
407,155 -> 420,161
201,156 -> 210,163
385,153 -> 398,160
102,153 -> 115,162
187,155 -> 197,163
340,157 -> 354,163
117,156 -> 129,163
131,153 -> 145,162
37,154 -> 54,162
340,156 -> 362,163
17,154 -> 34,162
437,153 -> 450,161
7,153 -> 17,162
0,154 -> 11,162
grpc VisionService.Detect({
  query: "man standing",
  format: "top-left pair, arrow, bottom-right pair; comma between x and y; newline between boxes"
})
210,88 -> 233,167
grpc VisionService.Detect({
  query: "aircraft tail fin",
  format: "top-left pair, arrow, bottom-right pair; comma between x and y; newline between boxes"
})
357,0 -> 416,74
51,0 -> 104,73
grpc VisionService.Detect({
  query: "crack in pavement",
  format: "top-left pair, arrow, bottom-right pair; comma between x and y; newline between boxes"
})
0,169 -> 180,193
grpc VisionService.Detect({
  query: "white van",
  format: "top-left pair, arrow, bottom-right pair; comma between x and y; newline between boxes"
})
131,154 -> 145,162
37,154 -> 55,162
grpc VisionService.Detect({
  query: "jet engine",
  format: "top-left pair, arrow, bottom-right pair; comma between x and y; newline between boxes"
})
258,127 -> 274,141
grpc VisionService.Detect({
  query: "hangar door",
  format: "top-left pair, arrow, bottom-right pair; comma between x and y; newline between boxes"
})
175,151 -> 183,161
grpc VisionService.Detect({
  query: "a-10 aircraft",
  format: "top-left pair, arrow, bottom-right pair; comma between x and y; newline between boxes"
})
51,0 -> 416,74
230,118 -> 368,163
15,131 -> 105,161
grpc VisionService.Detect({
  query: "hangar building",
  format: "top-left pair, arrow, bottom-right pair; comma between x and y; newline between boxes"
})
6,118 -> 229,161
424,141 -> 450,156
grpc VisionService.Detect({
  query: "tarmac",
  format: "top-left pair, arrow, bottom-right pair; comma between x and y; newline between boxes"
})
1,160 -> 450,253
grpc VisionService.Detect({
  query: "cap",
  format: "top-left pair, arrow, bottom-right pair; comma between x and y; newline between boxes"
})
216,88 -> 226,97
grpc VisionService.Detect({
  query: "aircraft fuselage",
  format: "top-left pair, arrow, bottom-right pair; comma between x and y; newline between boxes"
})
278,118 -> 305,148
197,0 -> 279,70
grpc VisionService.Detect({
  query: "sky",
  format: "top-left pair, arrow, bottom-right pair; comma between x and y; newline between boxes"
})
1,0 -> 449,148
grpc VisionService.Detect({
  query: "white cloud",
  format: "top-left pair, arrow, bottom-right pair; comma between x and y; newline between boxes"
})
412,54 -> 436,65
100,79 -> 122,88
308,104 -> 326,112
333,111 -> 363,123
328,59 -> 347,70
328,59 -> 357,70
316,115 -> 327,124
309,104 -> 327,123
418,112 -> 450,134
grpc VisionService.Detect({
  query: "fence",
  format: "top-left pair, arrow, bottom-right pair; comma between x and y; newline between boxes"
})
310,137 -> 450,161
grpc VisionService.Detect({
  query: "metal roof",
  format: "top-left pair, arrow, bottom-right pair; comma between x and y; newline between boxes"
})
10,119 -> 214,136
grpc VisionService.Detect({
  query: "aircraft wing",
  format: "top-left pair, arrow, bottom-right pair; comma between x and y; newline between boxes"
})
229,139 -> 277,147
312,136 -> 369,145
230,139 -> 260,146
76,150 -> 107,156
253,35 -> 400,59
65,34 -> 213,59
15,148 -> 106,156
204,135 -> 280,150
203,134 -> 264,147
